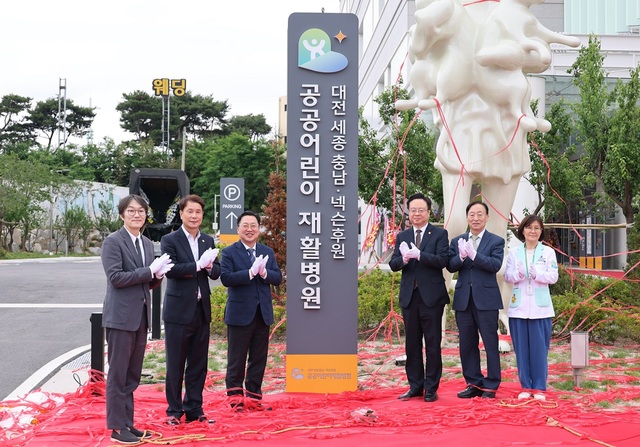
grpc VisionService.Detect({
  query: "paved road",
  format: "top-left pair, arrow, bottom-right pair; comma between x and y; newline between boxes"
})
0,257 -> 108,400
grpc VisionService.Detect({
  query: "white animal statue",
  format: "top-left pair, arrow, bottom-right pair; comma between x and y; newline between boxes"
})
397,0 -> 580,350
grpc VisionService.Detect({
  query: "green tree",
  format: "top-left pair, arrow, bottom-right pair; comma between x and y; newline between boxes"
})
0,155 -> 59,250
0,94 -> 35,148
569,34 -> 640,225
606,65 -> 640,223
192,134 -> 275,213
116,90 -> 229,151
28,98 -> 95,151
527,100 -> 593,220
358,84 -> 440,221
225,114 -> 272,141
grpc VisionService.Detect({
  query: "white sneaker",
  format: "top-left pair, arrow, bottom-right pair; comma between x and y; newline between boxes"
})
533,393 -> 546,401
518,391 -> 532,400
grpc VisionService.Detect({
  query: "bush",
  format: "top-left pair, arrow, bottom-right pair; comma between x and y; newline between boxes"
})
209,285 -> 287,338
358,268 -> 401,332
552,274 -> 640,344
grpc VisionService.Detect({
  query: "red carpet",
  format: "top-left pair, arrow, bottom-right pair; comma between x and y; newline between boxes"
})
4,379 -> 640,447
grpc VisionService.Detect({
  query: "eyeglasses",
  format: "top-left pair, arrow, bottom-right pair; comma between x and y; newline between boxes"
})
239,223 -> 259,229
409,208 -> 429,214
125,208 -> 146,216
526,226 -> 542,232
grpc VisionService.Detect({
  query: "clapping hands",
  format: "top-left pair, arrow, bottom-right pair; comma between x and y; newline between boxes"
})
458,238 -> 468,260
197,248 -> 219,270
516,261 -> 526,281
465,239 -> 477,260
150,253 -> 174,278
250,254 -> 269,278
399,241 -> 420,264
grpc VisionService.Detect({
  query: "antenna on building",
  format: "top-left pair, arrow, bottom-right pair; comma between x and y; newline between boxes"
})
57,78 -> 67,150
87,97 -> 95,145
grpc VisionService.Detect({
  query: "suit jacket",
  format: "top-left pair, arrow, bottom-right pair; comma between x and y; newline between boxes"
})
160,228 -> 221,325
101,227 -> 161,331
447,230 -> 504,311
220,241 -> 282,326
389,223 -> 450,308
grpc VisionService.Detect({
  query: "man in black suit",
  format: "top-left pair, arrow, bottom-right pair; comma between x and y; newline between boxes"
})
101,194 -> 172,444
160,195 -> 220,425
447,201 -> 505,399
220,210 -> 282,410
389,193 -> 450,403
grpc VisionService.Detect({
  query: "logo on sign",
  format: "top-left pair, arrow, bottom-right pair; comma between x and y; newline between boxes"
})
298,28 -> 348,73
223,184 -> 241,201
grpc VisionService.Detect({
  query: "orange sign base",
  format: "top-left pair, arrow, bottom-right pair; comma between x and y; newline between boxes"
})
285,354 -> 358,393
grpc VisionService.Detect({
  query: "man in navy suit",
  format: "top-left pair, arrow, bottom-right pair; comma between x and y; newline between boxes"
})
389,193 -> 450,403
101,194 -> 172,444
160,195 -> 220,425
447,201 -> 504,399
220,210 -> 282,410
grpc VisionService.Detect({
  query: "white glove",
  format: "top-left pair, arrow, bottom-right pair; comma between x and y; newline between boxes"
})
197,248 -> 219,270
529,264 -> 537,280
399,241 -> 410,264
149,253 -> 171,275
408,242 -> 421,260
259,254 -> 269,277
156,262 -> 174,279
458,238 -> 468,260
250,254 -> 263,277
516,261 -> 526,281
466,239 -> 477,261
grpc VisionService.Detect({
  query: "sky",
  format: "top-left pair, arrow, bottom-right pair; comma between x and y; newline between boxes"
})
2,0 -> 340,144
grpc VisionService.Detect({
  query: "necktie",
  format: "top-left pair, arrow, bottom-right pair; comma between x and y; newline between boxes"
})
413,230 -> 422,290
134,238 -> 144,266
471,234 -> 478,249
248,248 -> 256,263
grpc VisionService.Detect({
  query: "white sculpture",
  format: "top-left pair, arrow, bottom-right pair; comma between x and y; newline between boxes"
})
397,0 -> 580,349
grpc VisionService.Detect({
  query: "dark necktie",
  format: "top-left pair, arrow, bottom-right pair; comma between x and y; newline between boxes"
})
413,229 -> 422,289
135,238 -> 144,266
248,248 -> 256,263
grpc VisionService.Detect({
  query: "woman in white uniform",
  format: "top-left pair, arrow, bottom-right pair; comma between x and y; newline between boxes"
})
503,215 -> 559,401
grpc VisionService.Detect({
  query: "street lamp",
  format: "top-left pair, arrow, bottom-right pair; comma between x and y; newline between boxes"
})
212,194 -> 220,231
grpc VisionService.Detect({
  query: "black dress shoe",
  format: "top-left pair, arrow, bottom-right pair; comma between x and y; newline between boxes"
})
457,385 -> 483,399
424,392 -> 438,402
481,391 -> 496,399
110,429 -> 139,444
398,389 -> 423,399
186,415 -> 216,424
127,426 -> 151,438
165,416 -> 181,425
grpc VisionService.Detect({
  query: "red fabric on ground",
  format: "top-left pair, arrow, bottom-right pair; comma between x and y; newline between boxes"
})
5,380 -> 640,447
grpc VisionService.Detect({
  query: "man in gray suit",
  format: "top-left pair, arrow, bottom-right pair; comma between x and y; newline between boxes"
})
447,201 -> 505,399
101,194 -> 173,444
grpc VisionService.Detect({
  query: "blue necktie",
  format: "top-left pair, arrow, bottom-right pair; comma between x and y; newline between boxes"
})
248,248 -> 255,263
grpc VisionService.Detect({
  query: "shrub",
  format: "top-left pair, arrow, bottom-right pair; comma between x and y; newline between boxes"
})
358,268 -> 401,332
209,285 -> 287,338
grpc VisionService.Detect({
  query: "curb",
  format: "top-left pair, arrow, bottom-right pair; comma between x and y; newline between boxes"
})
4,345 -> 91,401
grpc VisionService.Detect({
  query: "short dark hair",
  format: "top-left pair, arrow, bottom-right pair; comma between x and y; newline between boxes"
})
179,194 -> 205,211
407,193 -> 432,211
466,201 -> 489,215
517,214 -> 545,242
238,210 -> 261,226
118,194 -> 148,217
